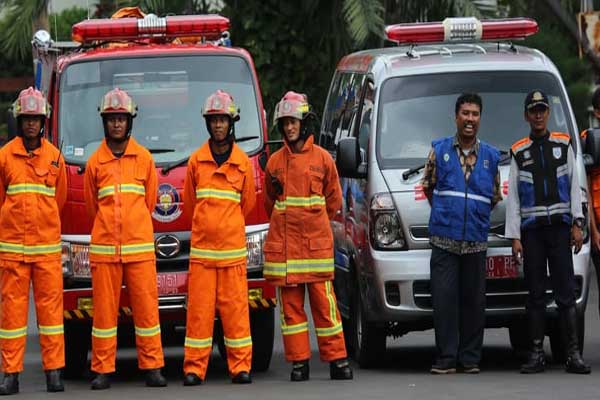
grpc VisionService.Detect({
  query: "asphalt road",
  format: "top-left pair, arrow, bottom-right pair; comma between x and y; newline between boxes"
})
13,273 -> 600,399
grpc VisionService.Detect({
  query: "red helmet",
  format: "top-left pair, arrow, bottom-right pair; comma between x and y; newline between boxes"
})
99,88 -> 137,117
273,91 -> 310,125
12,87 -> 50,118
202,90 -> 240,121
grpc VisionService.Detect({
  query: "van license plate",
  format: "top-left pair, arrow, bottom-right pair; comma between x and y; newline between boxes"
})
486,255 -> 519,279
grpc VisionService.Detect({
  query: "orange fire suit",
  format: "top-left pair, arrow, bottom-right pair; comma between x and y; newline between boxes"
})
84,137 -> 163,373
0,137 -> 66,372
263,136 -> 346,362
182,141 -> 256,379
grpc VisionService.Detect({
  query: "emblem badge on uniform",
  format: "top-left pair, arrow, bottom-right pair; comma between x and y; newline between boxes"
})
523,150 -> 530,159
553,147 -> 562,159
152,183 -> 183,223
443,153 -> 449,162
483,159 -> 489,169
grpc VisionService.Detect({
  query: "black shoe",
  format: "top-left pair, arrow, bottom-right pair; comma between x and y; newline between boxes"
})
0,373 -> 19,396
330,359 -> 353,380
460,364 -> 480,374
145,368 -> 167,387
183,373 -> 203,386
290,361 -> 309,382
562,307 -> 591,374
231,371 -> 252,384
430,363 -> 456,374
520,339 -> 545,374
90,373 -> 110,390
45,369 -> 64,392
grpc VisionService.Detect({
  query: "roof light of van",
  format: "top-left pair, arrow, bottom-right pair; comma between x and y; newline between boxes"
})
71,14 -> 229,43
385,17 -> 538,44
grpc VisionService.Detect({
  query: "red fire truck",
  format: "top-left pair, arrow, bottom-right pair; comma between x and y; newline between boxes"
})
30,12 -> 275,377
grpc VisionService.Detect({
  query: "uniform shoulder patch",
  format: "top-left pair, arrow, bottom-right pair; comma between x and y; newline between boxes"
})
511,137 -> 531,154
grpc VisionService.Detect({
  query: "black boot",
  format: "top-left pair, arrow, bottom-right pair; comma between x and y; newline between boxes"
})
562,307 -> 591,374
90,373 -> 110,390
231,371 -> 252,384
183,373 -> 203,386
520,339 -> 546,373
330,358 -> 353,380
45,369 -> 64,392
520,309 -> 546,374
0,373 -> 19,396
145,368 -> 167,387
290,360 -> 309,382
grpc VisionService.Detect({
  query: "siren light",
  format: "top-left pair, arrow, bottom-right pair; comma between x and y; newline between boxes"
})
72,14 -> 230,43
385,17 -> 538,45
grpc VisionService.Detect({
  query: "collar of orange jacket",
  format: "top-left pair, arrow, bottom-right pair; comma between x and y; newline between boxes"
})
97,136 -> 144,164
283,134 -> 314,154
195,141 -> 245,166
11,136 -> 49,157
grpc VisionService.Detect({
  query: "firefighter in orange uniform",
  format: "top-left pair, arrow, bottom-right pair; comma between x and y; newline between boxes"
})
84,88 -> 166,390
263,91 -> 353,381
182,90 -> 255,385
0,87 -> 67,395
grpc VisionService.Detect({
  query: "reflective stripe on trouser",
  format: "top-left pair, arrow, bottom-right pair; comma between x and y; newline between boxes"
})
278,281 -> 346,362
91,261 -> 164,373
184,262 -> 252,379
0,260 -> 64,372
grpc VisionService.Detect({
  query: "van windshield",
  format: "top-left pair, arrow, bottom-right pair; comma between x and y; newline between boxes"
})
58,55 -> 262,165
377,71 -> 574,169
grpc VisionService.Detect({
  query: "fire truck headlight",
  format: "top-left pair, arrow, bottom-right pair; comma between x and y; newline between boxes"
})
246,228 -> 268,272
62,242 -> 91,279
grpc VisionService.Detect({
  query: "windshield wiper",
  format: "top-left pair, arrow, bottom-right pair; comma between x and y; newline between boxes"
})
235,136 -> 259,143
161,156 -> 189,175
148,148 -> 175,153
402,164 -> 425,180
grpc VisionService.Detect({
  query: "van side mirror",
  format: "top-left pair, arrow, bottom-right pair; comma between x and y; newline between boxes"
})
336,137 -> 366,179
6,110 -> 16,142
585,128 -> 600,166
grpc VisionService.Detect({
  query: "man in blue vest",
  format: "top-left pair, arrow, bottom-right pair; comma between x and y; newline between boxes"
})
421,93 -> 501,374
505,90 -> 590,374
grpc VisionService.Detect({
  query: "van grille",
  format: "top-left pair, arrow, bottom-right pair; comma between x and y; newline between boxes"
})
413,276 -> 583,310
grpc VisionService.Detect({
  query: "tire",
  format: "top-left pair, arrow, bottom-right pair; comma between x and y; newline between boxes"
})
250,308 -> 275,372
508,321 -> 530,353
63,321 -> 91,379
549,313 -> 585,364
347,280 -> 386,368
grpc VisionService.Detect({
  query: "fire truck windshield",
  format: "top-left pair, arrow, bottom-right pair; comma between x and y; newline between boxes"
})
58,55 -> 263,165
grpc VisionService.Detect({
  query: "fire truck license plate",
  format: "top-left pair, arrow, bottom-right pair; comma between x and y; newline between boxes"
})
486,255 -> 519,279
157,272 -> 185,295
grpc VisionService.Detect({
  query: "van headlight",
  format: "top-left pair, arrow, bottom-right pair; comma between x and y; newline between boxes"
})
61,242 -> 91,278
246,227 -> 268,271
370,193 -> 406,250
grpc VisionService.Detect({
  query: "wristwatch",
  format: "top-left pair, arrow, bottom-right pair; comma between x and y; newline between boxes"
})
573,218 -> 585,229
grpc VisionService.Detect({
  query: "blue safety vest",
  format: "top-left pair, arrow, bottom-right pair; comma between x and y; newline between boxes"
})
511,132 -> 572,229
428,137 -> 499,242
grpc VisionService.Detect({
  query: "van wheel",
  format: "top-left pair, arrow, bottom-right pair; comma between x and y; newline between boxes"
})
549,313 -> 584,364
250,308 -> 275,372
508,321 -> 529,354
63,321 -> 91,379
348,282 -> 386,368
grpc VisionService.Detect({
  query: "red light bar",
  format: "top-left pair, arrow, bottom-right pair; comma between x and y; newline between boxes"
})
385,17 -> 538,44
72,14 -> 229,43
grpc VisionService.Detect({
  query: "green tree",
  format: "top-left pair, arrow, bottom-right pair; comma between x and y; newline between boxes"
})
0,0 -> 49,61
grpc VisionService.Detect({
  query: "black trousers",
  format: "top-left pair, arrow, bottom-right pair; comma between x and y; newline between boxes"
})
430,246 -> 486,367
521,225 -> 576,312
